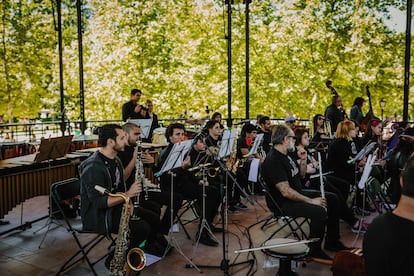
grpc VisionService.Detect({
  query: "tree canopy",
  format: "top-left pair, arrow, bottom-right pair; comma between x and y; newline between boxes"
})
0,0 -> 410,123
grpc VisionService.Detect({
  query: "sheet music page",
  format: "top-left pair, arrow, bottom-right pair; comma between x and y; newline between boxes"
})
158,139 -> 193,174
128,119 -> 152,139
248,158 -> 260,182
218,129 -> 237,158
248,133 -> 264,156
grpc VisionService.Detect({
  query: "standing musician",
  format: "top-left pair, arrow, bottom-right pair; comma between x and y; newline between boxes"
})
145,99 -> 160,143
117,122 -> 183,256
157,123 -> 221,246
262,124 -> 345,263
325,94 -> 346,134
122,88 -> 144,122
350,97 -> 365,125
79,124 -> 151,269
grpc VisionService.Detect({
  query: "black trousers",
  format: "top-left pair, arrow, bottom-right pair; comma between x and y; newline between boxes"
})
281,190 -> 340,250
141,190 -> 184,235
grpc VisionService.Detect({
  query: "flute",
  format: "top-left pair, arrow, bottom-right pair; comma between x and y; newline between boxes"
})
317,152 -> 325,199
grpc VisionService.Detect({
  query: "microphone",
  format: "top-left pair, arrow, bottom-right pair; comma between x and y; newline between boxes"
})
95,185 -> 110,195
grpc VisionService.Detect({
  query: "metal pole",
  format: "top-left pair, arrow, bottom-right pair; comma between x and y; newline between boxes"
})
245,0 -> 250,120
403,0 -> 412,122
57,0 -> 65,136
226,0 -> 233,128
76,0 -> 86,134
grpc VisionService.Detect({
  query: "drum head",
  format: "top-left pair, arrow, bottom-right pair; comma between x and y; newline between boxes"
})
262,238 -> 309,256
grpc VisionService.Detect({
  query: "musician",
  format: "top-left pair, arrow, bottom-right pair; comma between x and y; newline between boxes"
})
157,123 -> 220,246
361,118 -> 383,149
294,128 -> 367,234
388,128 -> 414,203
262,124 -> 345,262
211,112 -> 222,123
122,88 -> 144,121
79,124 -> 150,268
235,123 -> 264,209
145,99 -> 160,142
311,114 -> 329,142
350,97 -> 365,125
363,155 -> 414,276
257,115 -> 272,154
284,115 -> 296,130
324,95 -> 346,133
118,122 -> 183,256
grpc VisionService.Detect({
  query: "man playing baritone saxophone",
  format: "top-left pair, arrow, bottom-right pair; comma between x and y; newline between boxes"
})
79,124 -> 150,269
118,122 -> 183,256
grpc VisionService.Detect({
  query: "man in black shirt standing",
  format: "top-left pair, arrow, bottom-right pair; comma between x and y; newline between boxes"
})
325,95 -> 346,133
262,124 -> 345,263
122,88 -> 143,121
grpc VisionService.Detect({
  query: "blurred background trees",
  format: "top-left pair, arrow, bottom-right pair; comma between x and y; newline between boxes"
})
0,0 -> 410,123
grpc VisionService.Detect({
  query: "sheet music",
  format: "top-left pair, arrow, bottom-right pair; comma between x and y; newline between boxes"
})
128,119 -> 153,139
247,133 -> 264,156
358,153 -> 376,189
248,158 -> 260,182
218,129 -> 237,158
158,140 -> 193,175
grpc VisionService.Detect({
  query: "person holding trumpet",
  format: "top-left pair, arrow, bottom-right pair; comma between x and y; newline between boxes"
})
262,124 -> 345,263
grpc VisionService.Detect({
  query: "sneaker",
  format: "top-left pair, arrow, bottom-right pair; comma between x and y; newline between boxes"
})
324,240 -> 350,252
352,220 -> 369,234
235,202 -> 248,210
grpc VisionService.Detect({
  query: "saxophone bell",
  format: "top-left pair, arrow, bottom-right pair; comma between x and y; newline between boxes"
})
126,247 -> 146,272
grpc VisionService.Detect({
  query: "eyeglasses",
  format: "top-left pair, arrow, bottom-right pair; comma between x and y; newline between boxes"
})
287,135 -> 296,140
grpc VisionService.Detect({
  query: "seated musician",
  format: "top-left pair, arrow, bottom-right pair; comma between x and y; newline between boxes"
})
157,123 -> 221,246
262,124 -> 345,262
117,122 -> 183,256
257,115 -> 272,154
235,123 -> 264,209
363,155 -> 414,276
294,128 -> 367,234
211,111 -> 222,123
79,124 -> 150,269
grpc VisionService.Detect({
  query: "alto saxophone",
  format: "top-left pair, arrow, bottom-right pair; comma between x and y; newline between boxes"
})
110,193 -> 146,276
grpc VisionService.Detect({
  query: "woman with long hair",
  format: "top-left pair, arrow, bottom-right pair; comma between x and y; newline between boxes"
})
294,127 -> 366,233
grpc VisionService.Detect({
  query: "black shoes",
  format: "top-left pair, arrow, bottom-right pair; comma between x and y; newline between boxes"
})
104,250 -> 114,269
145,239 -> 168,257
196,230 -> 218,247
208,223 -> 223,233
324,240 -> 350,252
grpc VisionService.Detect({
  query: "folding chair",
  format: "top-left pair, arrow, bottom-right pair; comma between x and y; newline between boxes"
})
259,178 -> 309,240
51,178 -> 114,275
175,199 -> 200,240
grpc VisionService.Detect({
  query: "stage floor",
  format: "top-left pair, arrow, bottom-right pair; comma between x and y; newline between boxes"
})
0,194 -> 374,275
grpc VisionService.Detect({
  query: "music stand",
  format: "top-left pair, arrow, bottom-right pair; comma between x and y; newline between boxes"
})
156,140 -> 201,272
187,131 -> 254,274
128,119 -> 152,141
34,135 -> 73,248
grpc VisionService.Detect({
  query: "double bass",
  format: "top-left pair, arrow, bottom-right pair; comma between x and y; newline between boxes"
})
360,85 -> 374,132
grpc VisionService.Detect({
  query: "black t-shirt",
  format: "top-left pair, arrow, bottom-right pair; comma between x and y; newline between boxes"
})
257,129 -> 272,154
97,151 -> 123,193
117,145 -> 135,189
326,138 -> 357,184
262,148 -> 303,207
363,212 -> 414,276
236,137 -> 249,160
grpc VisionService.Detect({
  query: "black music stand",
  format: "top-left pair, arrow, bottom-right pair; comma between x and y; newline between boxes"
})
156,140 -> 201,273
34,136 -> 73,248
187,130 -> 254,275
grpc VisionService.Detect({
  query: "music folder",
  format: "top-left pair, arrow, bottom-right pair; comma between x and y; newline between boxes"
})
34,135 -> 73,163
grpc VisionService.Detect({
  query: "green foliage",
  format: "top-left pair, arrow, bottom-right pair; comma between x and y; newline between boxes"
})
0,0 -> 410,124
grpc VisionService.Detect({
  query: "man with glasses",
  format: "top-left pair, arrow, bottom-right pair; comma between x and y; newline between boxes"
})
262,124 -> 345,263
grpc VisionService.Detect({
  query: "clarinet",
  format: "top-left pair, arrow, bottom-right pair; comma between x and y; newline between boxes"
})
131,140 -> 145,220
